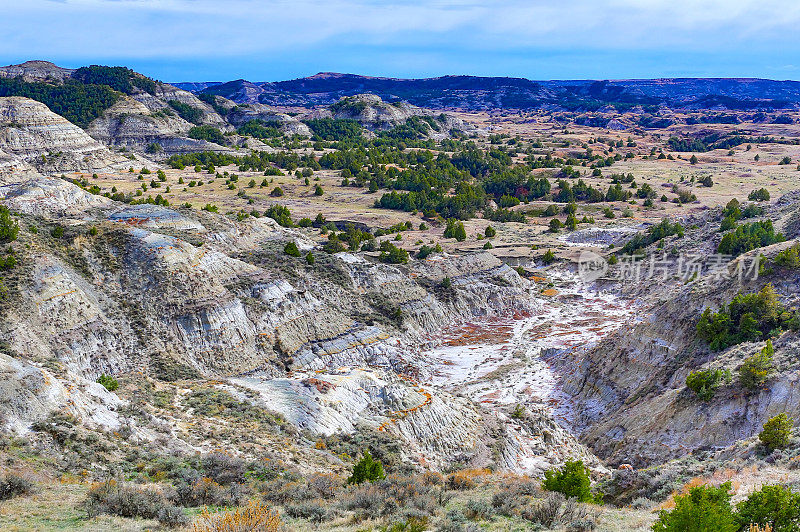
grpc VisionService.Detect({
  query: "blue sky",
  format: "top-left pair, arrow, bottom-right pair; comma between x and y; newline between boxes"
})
2,0 -> 800,82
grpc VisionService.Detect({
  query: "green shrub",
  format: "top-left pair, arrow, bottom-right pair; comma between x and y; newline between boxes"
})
265,205 -> 294,227
736,484 -> 800,532
542,249 -> 556,265
270,186 -> 284,197
0,206 -> 19,243
759,413 -> 793,450
484,225 -> 496,238
347,450 -> 385,485
697,284 -> 796,351
686,368 -> 731,401
416,244 -> 442,259
773,244 -> 800,269
541,460 -> 595,503
379,242 -> 409,264
652,482 -> 737,532
718,220 -> 784,256
443,219 -> 467,241
168,100 -> 203,124
0,254 -> 16,271
305,252 -> 315,265
749,188 -> 771,201
738,340 -> 775,390
284,242 -> 301,257
621,218 -> 684,254
96,374 -> 119,391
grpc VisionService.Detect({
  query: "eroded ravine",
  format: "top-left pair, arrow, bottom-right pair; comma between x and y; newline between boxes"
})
420,270 -> 639,470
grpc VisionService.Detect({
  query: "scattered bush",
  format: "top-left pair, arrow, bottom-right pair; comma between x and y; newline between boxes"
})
736,484 -> 800,532
738,340 -> 775,390
347,450 -> 385,485
686,368 -> 731,401
464,499 -> 493,520
202,451 -> 247,485
772,244 -> 800,269
417,243 -> 442,259
284,242 -> 301,257
697,283 -> 797,351
522,492 -> 594,529
718,220 -> 784,256
0,473 -> 36,501
265,205 -> 294,227
84,480 -> 187,528
379,241 -> 409,264
444,219 -> 467,242
285,498 -> 329,523
96,374 -> 118,391
192,500 -> 281,532
760,413 -> 793,450
652,482 -> 737,532
0,206 -> 19,243
542,460 -> 596,503
749,188 -> 771,201
621,219 -> 684,254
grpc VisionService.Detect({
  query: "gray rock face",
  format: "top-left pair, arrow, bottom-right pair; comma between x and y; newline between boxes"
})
1,177 -> 112,217
0,353 -> 123,434
226,104 -> 313,137
551,207 -> 800,467
0,97 -> 130,176
0,195 -> 585,471
0,61 -> 74,82
85,94 -> 235,154
312,93 -> 479,137
86,97 -> 191,147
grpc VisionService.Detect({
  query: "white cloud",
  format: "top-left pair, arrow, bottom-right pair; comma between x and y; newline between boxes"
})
1,0 -> 799,72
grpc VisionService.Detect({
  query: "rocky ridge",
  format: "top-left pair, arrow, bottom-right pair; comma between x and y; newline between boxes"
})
0,176 -> 596,473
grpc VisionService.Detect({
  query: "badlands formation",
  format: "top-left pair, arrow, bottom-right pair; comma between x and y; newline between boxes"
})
1,61 -> 800,530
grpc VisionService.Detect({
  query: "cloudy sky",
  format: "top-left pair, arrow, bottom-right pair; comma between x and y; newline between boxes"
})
2,0 -> 800,82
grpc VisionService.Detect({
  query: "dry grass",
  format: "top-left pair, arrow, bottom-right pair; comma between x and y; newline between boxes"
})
191,500 -> 282,532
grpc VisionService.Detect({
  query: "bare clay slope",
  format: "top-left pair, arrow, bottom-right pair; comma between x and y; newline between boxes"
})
0,97 -> 130,179
0,179 -> 598,473
556,193 -> 800,467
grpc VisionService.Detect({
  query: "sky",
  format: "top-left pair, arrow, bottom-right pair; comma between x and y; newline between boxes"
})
2,0 -> 800,82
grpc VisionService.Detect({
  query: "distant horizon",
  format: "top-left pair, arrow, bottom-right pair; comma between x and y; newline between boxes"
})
4,59 -> 800,86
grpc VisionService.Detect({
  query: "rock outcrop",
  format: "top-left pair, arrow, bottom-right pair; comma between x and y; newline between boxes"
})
312,94 -> 478,137
0,96 -> 130,177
